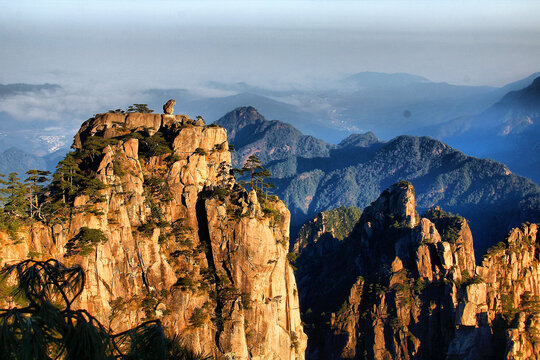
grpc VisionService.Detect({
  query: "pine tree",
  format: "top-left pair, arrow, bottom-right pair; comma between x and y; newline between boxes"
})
254,168 -> 275,201
240,155 -> 263,191
126,104 -> 154,113
25,170 -> 50,218
0,173 -> 7,206
234,155 -> 275,200
53,153 -> 81,204
0,172 -> 29,217
216,161 -> 234,189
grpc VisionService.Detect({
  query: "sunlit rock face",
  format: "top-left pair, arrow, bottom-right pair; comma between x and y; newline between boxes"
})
1,107 -> 306,359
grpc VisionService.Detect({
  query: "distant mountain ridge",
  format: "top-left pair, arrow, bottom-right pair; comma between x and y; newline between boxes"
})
342,71 -> 430,89
0,148 -> 47,176
0,83 -> 61,98
0,147 -> 66,176
144,90 -> 348,142
216,107 -> 540,255
424,76 -> 540,183
216,106 -> 333,167
145,72 -> 540,142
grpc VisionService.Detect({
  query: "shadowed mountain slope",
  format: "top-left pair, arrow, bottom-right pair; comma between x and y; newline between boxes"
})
217,107 -> 540,255
423,76 -> 540,183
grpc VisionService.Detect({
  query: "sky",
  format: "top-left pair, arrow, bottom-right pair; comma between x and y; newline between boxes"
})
1,0 -> 540,89
1,0 -> 540,139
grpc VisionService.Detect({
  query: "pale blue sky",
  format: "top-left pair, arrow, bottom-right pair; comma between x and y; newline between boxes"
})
1,0 -> 540,88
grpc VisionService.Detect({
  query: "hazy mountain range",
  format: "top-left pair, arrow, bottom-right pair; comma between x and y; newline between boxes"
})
422,76 -> 540,183
1,70 -> 538,156
216,107 -> 540,255
145,71 -> 540,142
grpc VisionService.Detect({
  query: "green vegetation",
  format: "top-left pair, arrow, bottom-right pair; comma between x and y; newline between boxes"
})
484,241 -> 508,260
286,252 -> 297,263
501,293 -> 519,325
175,275 -> 195,291
189,307 -> 206,328
144,176 -> 172,201
207,162 -> 235,202
194,148 -> 207,156
233,155 -> 275,201
521,292 -> 540,316
412,278 -> 426,295
323,206 -> 362,241
396,180 -> 413,194
126,104 -> 154,113
24,170 -> 50,219
290,331 -> 300,352
295,206 -> 362,253
41,135 -> 117,222
210,187 -> 230,201
0,173 -> 29,236
108,104 -> 155,114
232,155 -> 283,224
138,132 -> 173,158
0,170 -> 52,237
221,113 -> 537,253
424,207 -> 465,243
65,227 -> 108,256
262,206 -> 281,223
0,173 -> 29,217
171,219 -> 193,246
0,259 -> 211,360
167,154 -> 181,164
389,316 -> 404,331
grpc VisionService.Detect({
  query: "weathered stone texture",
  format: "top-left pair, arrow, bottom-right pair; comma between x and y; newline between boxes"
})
1,114 -> 306,359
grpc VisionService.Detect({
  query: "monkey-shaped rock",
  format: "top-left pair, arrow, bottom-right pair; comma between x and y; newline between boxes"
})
163,99 -> 176,114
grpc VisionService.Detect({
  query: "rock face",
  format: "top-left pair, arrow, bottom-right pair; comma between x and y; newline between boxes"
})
163,99 -> 176,114
293,181 -> 540,359
292,206 -> 362,256
0,110 -> 306,359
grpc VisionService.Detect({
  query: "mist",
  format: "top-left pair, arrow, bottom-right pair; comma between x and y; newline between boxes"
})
2,0 -> 540,89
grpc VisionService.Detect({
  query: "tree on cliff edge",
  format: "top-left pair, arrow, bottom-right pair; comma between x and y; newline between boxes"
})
126,104 -> 154,113
233,155 -> 275,200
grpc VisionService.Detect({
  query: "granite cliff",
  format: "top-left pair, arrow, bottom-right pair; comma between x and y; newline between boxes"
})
294,182 -> 540,359
0,107 -> 306,359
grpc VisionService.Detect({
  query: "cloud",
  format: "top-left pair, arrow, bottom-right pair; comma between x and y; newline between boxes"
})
0,85 -> 143,130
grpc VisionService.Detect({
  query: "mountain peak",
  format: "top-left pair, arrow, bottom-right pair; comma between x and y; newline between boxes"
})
225,105 -> 266,122
362,181 -> 418,229
338,132 -> 380,148
494,75 -> 540,111
216,105 -> 264,124
0,102 -> 308,358
216,107 -> 331,166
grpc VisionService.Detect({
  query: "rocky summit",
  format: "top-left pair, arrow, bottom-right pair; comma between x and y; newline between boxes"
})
0,106 -> 306,359
293,181 -> 540,360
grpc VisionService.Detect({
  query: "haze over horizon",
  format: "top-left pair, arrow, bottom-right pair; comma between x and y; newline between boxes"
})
1,0 -> 540,89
